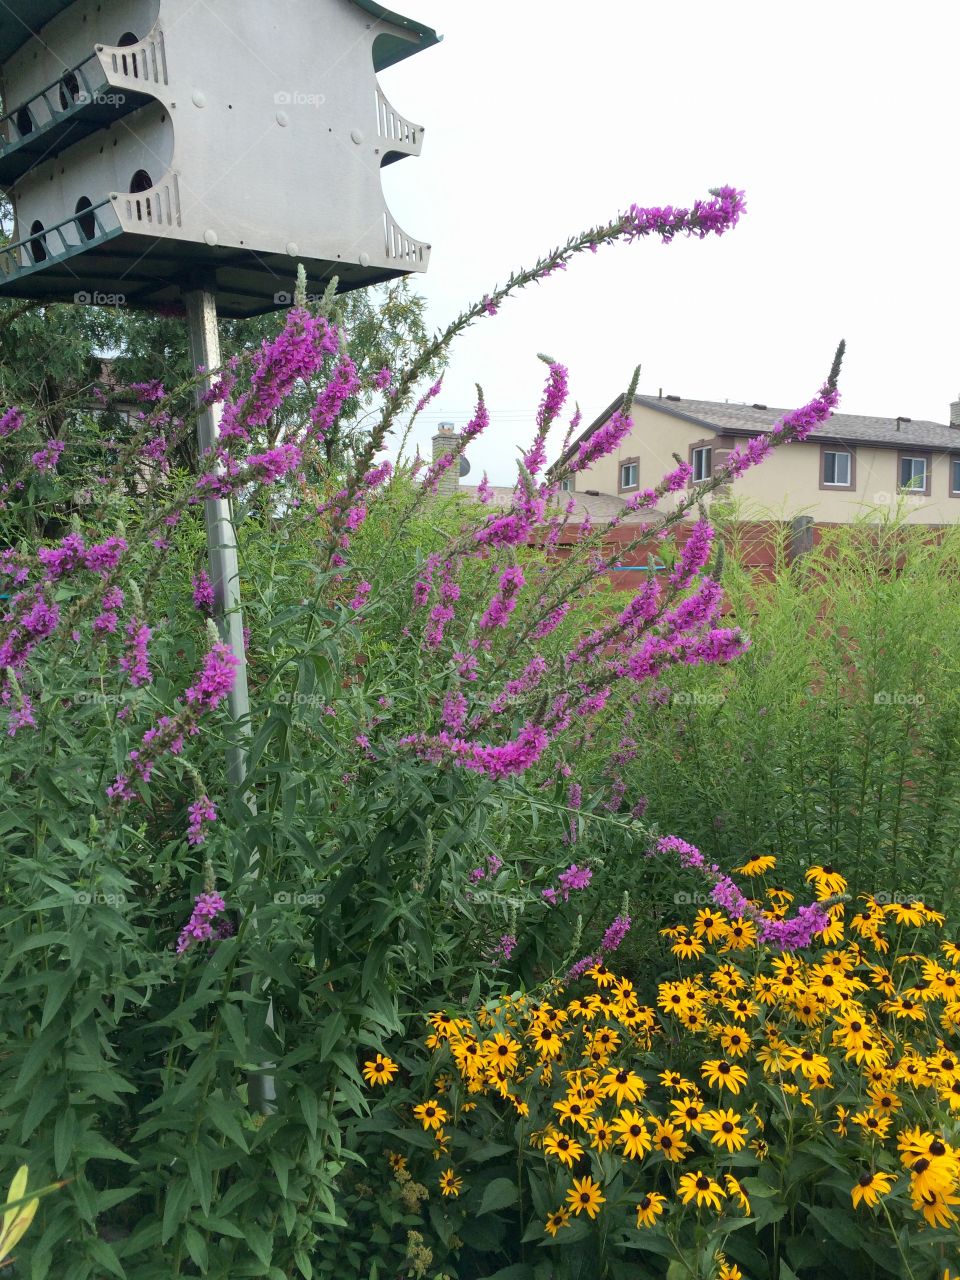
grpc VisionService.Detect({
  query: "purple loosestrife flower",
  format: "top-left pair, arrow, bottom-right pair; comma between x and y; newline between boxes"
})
31,440 -> 65,473
176,892 -> 227,954
192,570 -> 215,613
119,618 -> 152,687
497,934 -> 517,961
348,581 -> 372,610
566,954 -> 598,982
442,690 -> 468,732
93,586 -> 124,636
373,365 -> 393,392
186,795 -> 217,846
0,407 -> 23,437
477,472 -> 494,503
600,914 -> 632,953
130,379 -> 165,402
185,642 -> 239,711
37,534 -> 86,581
570,409 -> 632,472
83,537 -> 127,576
414,376 -> 443,415
479,565 -> 525,630
310,355 -> 361,442
558,863 -> 592,897
402,722 -> 550,780
532,602 -> 571,639
670,520 -> 714,588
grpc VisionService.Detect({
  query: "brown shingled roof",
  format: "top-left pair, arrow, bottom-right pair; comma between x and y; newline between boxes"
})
459,485 -> 667,524
552,393 -> 960,472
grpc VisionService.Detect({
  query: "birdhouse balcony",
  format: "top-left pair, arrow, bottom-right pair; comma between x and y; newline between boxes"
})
376,86 -> 423,166
0,30 -> 166,187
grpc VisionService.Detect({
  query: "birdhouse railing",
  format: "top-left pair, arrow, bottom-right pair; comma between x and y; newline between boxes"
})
114,174 -> 182,231
0,53 -> 151,184
383,210 -> 429,267
98,29 -> 169,88
0,197 -> 119,279
375,86 -> 423,165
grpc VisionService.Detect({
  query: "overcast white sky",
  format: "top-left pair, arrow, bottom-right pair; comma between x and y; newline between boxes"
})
376,0 -> 960,485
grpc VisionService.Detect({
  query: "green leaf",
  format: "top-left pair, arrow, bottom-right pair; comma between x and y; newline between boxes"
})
161,1178 -> 194,1245
205,1097 -> 249,1152
53,1108 -> 76,1175
478,1177 -> 519,1215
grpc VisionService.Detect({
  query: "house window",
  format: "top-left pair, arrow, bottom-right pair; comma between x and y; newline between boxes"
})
899,455 -> 929,493
822,449 -> 851,487
559,476 -> 574,493
951,457 -> 960,497
619,460 -> 638,490
692,446 -> 712,483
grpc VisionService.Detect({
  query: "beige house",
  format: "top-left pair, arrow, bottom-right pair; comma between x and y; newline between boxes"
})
552,394 -> 960,525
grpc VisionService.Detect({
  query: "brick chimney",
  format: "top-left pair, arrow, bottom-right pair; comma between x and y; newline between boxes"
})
951,395 -> 960,428
431,423 -> 460,496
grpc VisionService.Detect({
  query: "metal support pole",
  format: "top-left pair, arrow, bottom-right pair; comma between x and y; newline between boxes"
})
184,287 -> 276,1113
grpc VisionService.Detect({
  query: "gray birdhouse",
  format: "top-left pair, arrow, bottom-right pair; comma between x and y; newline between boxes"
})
0,0 -> 437,316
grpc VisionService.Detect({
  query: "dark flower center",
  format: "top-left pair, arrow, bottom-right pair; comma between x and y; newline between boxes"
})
930,1140 -> 946,1156
722,1122 -> 734,1133
858,1174 -> 873,1187
913,1158 -> 930,1174
696,1176 -> 710,1190
639,1196 -> 651,1209
629,1125 -> 642,1137
616,1071 -> 629,1083
580,1192 -> 591,1203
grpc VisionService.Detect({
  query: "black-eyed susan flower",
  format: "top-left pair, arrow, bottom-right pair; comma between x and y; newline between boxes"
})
544,1205 -> 571,1236
911,1186 -> 960,1228
542,1129 -> 584,1167
702,1107 -> 748,1153
751,1137 -> 769,1160
649,1118 -> 691,1162
413,1100 -> 448,1131
724,1174 -> 751,1214
711,964 -> 747,995
531,1025 -> 564,1059
611,1109 -> 653,1160
553,1094 -> 595,1129
659,1069 -> 695,1092
942,941 -> 960,965
361,1053 -> 399,1086
635,1190 -> 667,1228
588,1117 -> 613,1152
565,1174 -> 605,1218
719,1025 -> 752,1058
722,918 -> 757,952
722,995 -> 760,1022
483,1031 -> 521,1073
670,1095 -> 706,1132
907,1150 -> 960,1199
672,933 -> 707,960
439,1169 -> 462,1197
805,864 -> 847,897
693,908 -> 729,942
833,1106 -> 849,1136
736,854 -> 776,877
701,1058 -> 748,1094
852,1110 -> 892,1140
600,1066 -> 646,1105
850,1169 -> 894,1208
585,962 -> 616,988
718,1264 -> 744,1280
677,1170 -> 725,1211
387,1151 -> 406,1172
885,901 -> 926,928
882,995 -> 926,1023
